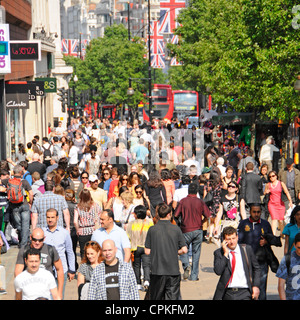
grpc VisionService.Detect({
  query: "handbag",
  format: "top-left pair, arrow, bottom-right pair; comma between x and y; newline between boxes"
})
204,191 -> 213,206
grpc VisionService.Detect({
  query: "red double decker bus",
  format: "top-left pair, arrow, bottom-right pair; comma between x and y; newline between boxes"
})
143,85 -> 200,122
143,84 -> 173,121
172,90 -> 199,121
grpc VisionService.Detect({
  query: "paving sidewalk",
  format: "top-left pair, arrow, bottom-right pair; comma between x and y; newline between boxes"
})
0,240 -> 282,300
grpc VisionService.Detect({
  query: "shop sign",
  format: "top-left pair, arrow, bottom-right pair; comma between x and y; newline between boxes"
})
0,24 -> 11,74
28,81 -> 45,97
36,77 -> 57,93
10,41 -> 41,61
5,83 -> 29,109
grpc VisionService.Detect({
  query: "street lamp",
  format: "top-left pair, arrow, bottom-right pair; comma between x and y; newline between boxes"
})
127,77 -> 135,95
147,0 -> 152,123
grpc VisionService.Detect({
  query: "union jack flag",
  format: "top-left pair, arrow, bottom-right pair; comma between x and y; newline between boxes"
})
61,39 -> 79,57
151,54 -> 165,69
69,39 -> 79,57
159,0 -> 186,34
150,20 -> 165,56
61,39 -> 69,55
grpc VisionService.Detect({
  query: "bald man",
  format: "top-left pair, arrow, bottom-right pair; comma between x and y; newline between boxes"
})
88,240 -> 139,300
14,228 -> 64,299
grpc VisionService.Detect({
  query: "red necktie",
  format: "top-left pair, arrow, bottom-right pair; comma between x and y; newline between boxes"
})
226,251 -> 236,287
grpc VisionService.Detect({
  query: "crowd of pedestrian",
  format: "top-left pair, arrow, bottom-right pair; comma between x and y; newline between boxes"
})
0,115 -> 299,300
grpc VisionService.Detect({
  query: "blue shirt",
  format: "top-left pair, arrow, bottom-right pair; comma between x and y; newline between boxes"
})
132,145 -> 149,163
282,223 -> 300,252
43,226 -> 75,274
276,251 -> 300,300
91,224 -> 130,261
23,171 -> 32,186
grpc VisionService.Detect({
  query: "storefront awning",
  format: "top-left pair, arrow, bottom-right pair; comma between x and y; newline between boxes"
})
212,112 -> 253,126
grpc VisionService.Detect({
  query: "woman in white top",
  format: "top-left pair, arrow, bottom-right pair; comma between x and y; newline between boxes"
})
120,190 -> 135,230
105,186 -> 128,226
68,140 -> 79,165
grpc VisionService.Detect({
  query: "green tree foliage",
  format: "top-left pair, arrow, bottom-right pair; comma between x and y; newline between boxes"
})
64,24 -> 149,112
170,0 -> 300,122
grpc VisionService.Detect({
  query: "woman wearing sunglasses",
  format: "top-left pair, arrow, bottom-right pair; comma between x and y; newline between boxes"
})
133,185 -> 151,217
77,241 -> 103,300
213,181 -> 245,245
264,170 -> 292,235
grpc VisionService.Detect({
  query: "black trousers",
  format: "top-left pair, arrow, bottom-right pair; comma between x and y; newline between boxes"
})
223,288 -> 252,300
78,234 -> 92,259
133,247 -> 151,284
149,274 -> 181,300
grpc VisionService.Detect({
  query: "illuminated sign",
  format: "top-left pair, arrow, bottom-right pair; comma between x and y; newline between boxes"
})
10,41 -> 41,61
0,24 -> 11,74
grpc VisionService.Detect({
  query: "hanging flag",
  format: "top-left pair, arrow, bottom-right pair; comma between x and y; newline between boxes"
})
159,0 -> 186,34
61,39 -> 69,55
69,39 -> 79,57
150,20 -> 165,56
151,54 -> 165,69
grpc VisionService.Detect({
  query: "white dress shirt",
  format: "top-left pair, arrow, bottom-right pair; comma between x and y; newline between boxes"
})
228,245 -> 249,288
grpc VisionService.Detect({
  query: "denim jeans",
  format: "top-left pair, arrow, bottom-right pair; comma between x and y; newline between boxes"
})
259,262 -> 269,300
180,229 -> 203,280
11,203 -> 30,247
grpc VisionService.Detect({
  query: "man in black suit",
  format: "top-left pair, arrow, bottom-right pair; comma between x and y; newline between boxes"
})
213,226 -> 261,300
240,162 -> 263,217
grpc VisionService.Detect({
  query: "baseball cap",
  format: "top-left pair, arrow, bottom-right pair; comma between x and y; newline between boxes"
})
89,174 -> 98,182
286,158 -> 294,165
202,167 -> 211,174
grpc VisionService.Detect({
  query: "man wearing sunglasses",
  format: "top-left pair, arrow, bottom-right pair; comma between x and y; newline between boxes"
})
14,228 -> 64,299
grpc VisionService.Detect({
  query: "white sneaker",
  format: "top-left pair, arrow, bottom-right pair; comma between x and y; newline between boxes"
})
143,281 -> 149,290
137,284 -> 143,291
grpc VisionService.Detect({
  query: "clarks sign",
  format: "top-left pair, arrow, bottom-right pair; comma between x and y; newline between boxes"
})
5,82 -> 29,109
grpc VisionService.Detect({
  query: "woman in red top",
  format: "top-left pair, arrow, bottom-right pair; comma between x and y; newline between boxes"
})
264,170 -> 292,235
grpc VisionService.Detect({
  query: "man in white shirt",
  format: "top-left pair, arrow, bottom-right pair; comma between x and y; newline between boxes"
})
183,151 -> 202,175
55,121 -> 65,138
259,136 -> 279,172
213,226 -> 261,300
14,247 -> 60,300
172,175 -> 199,210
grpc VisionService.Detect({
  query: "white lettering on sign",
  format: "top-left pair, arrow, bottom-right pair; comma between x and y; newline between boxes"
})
6,100 -> 27,108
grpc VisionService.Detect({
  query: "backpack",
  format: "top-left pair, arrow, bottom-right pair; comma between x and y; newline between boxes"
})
7,177 -> 24,204
43,145 -> 52,161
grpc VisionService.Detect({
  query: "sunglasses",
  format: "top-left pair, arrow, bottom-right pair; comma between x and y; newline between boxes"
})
122,178 -> 128,181
84,241 -> 98,247
136,191 -> 143,194
269,174 -> 276,178
103,173 -> 110,175
251,210 -> 261,213
228,185 -> 236,188
82,176 -> 89,179
32,237 -> 44,242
